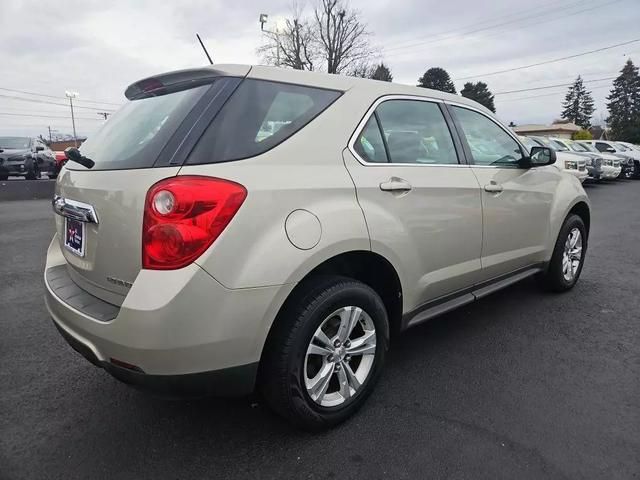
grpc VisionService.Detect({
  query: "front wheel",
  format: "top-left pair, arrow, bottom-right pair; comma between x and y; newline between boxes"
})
539,214 -> 587,292
260,276 -> 389,430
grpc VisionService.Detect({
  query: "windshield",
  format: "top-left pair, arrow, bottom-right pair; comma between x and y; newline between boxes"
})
569,142 -> 588,152
518,136 -> 539,150
614,142 -> 629,151
533,136 -> 552,147
577,142 -> 597,152
0,137 -> 31,149
551,139 -> 569,151
76,85 -> 209,170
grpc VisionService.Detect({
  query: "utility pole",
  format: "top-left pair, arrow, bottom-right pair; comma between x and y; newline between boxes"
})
65,91 -> 79,147
48,126 -> 52,143
97,112 -> 110,120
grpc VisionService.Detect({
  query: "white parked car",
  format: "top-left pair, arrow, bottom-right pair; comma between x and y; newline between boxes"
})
575,141 -> 623,179
520,136 -> 589,183
582,140 -> 639,178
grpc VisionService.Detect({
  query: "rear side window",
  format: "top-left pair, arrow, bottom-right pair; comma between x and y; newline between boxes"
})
76,85 -> 210,170
595,142 -> 610,152
188,79 -> 341,164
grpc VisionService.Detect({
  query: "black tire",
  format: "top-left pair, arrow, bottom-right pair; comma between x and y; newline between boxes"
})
260,276 -> 389,430
539,214 -> 587,292
48,174 -> 57,180
0,175 -> 8,181
25,165 -> 39,180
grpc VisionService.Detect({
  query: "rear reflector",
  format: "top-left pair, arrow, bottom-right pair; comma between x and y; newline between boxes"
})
142,176 -> 246,270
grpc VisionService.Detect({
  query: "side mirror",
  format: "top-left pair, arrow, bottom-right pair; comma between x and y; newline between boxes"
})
35,146 -> 45,152
527,146 -> 556,167
606,147 -> 616,153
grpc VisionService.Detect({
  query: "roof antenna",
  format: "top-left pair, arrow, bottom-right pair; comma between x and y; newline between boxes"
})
196,33 -> 213,65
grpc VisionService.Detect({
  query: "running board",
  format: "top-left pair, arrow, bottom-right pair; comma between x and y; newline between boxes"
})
402,266 -> 543,330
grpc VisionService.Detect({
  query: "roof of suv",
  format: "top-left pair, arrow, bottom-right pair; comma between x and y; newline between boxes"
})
136,64 -> 494,116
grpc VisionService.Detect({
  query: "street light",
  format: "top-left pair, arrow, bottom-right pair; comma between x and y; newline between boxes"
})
65,91 -> 79,147
259,13 -> 282,66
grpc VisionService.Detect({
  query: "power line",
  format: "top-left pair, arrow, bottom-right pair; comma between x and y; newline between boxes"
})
0,94 -> 116,112
0,112 -> 104,120
454,38 -> 640,81
497,83 -> 613,103
0,86 -> 121,106
494,76 -> 616,95
381,0 -> 567,51
383,0 -> 601,55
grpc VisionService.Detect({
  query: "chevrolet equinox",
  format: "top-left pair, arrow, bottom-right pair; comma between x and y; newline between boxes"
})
45,65 -> 590,429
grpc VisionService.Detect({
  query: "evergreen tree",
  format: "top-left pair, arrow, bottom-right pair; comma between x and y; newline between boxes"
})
460,81 -> 495,112
606,59 -> 640,142
370,63 -> 393,82
417,67 -> 456,93
561,76 -> 595,128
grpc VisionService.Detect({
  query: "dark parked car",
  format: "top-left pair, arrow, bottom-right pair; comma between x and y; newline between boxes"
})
0,136 -> 58,180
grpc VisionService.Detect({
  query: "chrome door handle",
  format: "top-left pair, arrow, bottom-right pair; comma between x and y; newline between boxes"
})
484,183 -> 504,193
380,177 -> 412,192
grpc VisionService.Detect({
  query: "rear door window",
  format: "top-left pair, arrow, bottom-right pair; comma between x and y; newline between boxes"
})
188,79 -> 341,164
369,99 -> 459,165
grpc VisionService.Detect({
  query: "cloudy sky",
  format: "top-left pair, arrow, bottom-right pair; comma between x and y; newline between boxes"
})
1,0 -> 639,138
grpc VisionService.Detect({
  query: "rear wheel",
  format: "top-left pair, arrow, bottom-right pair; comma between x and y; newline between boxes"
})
25,166 -> 38,180
48,174 -> 57,180
260,276 -> 389,430
539,214 -> 587,292
0,174 -> 8,181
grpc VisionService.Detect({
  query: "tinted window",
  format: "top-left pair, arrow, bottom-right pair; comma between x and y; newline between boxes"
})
595,142 -> 611,152
354,116 -> 388,163
452,106 -> 524,166
76,85 -> 209,170
188,80 -> 341,164
375,100 -> 458,164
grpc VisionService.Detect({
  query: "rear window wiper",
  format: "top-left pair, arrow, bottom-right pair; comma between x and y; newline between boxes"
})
64,147 -> 95,169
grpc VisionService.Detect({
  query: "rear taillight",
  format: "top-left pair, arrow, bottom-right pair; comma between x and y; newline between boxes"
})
142,176 -> 247,270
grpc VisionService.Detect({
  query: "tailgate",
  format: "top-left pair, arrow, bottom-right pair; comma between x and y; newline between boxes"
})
53,167 -> 179,304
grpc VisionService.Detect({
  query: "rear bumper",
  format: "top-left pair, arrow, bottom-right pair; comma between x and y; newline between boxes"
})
45,234 -> 290,396
52,319 -> 258,396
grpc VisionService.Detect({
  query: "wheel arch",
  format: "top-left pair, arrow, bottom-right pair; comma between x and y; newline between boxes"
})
258,250 -> 404,370
568,201 -> 590,237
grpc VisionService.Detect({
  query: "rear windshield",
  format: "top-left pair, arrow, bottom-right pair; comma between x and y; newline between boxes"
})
74,85 -> 209,170
187,79 -> 341,164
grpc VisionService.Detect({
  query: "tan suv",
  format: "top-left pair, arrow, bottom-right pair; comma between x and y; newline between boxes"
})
45,65 -> 590,429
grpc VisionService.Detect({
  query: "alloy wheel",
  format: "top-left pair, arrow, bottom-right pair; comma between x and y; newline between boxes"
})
562,228 -> 582,282
304,306 -> 377,408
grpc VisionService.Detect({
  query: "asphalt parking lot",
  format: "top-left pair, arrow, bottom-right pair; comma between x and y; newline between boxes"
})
1,181 -> 638,480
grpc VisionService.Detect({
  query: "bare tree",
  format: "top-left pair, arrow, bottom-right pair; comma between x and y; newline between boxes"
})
313,0 -> 375,74
258,5 -> 317,70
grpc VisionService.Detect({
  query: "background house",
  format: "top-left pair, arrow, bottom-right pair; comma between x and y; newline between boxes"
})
512,122 -> 581,139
